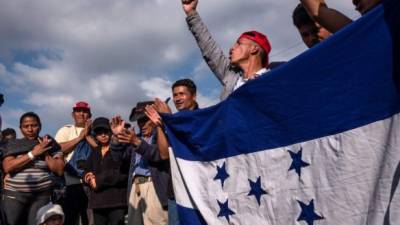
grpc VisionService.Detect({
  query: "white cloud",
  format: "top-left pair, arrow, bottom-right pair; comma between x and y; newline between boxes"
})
162,45 -> 184,63
193,61 -> 210,81
0,63 -> 6,75
197,93 -> 218,108
140,77 -> 172,100
25,93 -> 74,108
0,107 -> 25,137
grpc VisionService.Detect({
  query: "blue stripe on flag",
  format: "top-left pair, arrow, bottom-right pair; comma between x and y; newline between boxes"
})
177,205 -> 207,225
163,5 -> 400,162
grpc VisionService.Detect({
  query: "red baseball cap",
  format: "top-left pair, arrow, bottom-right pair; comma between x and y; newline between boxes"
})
73,101 -> 90,111
239,31 -> 271,67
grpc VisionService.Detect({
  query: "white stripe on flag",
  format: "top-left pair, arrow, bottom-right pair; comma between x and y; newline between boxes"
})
171,114 -> 400,225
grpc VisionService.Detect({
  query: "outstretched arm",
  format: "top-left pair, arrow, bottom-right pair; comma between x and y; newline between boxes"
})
300,0 -> 353,33
181,0 -> 236,86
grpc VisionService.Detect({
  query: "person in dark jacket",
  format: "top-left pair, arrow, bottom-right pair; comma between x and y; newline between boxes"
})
83,117 -> 129,225
110,101 -> 170,225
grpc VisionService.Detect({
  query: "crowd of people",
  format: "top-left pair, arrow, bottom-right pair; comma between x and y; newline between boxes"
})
0,0 -> 382,224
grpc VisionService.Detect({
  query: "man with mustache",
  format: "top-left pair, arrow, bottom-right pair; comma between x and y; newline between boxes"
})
181,0 -> 272,101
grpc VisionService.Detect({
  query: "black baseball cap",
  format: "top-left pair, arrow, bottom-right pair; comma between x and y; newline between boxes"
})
92,117 -> 110,132
129,101 -> 154,122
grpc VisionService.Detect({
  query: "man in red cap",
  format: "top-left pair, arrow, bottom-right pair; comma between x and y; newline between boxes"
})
55,101 -> 93,225
181,0 -> 272,101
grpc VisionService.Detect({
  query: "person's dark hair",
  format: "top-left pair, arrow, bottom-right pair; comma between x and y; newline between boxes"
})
2,128 -> 16,137
172,79 -> 197,95
292,4 -> 315,28
259,48 -> 267,67
19,112 -> 42,129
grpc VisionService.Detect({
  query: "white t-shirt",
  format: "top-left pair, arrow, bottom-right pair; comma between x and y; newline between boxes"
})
233,68 -> 269,91
55,124 -> 84,161
55,124 -> 84,185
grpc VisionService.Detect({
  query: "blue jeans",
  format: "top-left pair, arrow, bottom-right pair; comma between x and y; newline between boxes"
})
168,199 -> 180,225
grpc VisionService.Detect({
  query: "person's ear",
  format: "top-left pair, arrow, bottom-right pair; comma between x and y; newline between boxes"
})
250,45 -> 260,55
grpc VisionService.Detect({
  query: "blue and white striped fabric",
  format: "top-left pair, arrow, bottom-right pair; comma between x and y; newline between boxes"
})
163,1 -> 400,224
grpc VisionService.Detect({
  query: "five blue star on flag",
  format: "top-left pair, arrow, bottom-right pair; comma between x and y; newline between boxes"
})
214,148 -> 324,224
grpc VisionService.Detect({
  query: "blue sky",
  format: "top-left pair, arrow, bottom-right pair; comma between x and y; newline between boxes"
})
0,0 -> 359,136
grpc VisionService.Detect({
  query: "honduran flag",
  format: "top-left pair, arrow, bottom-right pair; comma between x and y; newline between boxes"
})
163,0 -> 400,224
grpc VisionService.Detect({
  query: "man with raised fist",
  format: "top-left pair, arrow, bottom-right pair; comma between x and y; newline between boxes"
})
181,0 -> 272,101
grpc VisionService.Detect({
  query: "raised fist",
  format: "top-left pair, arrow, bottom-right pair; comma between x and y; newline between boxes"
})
182,0 -> 198,16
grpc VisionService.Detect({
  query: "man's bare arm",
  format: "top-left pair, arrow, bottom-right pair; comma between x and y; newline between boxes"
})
301,0 -> 353,33
156,126 -> 170,160
145,103 -> 170,160
58,135 -> 84,155
59,120 -> 91,155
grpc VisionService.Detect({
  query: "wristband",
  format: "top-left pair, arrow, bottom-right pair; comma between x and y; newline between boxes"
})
27,151 -> 36,161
